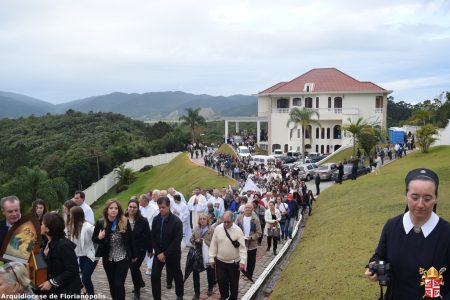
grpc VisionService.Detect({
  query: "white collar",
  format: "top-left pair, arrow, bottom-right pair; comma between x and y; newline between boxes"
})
403,211 -> 439,238
218,222 -> 239,230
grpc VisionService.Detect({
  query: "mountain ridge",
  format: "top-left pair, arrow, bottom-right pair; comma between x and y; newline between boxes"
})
0,90 -> 257,119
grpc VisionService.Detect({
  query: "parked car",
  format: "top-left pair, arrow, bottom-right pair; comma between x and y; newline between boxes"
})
331,164 -> 371,182
272,149 -> 283,158
251,155 -> 276,167
286,151 -> 302,160
237,146 -> 251,158
314,163 -> 338,181
295,163 -> 319,181
276,156 -> 297,165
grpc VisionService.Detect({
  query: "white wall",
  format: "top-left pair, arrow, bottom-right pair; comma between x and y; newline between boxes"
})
83,152 -> 181,205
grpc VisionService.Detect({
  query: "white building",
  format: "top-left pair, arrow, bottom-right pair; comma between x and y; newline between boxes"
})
257,68 -> 392,154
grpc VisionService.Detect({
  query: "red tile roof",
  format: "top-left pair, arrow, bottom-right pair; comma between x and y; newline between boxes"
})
259,68 -> 387,94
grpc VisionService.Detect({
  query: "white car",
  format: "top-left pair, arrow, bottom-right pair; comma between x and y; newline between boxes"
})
237,146 -> 251,157
272,149 -> 283,158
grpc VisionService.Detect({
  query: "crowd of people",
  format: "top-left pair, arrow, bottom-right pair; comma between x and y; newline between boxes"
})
0,143 -> 318,299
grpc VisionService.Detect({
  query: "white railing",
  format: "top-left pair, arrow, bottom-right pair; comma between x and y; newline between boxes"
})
275,108 -> 290,114
334,108 -> 342,114
375,108 -> 383,113
83,152 -> 181,205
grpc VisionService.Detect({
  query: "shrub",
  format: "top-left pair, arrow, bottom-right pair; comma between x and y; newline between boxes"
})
139,165 -> 153,172
116,185 -> 128,193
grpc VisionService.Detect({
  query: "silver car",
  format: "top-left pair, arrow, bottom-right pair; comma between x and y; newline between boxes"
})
314,163 -> 338,181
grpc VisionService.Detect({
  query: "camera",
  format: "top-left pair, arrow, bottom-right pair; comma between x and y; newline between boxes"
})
369,260 -> 391,286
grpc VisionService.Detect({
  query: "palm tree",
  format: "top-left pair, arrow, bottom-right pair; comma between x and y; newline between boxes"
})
179,107 -> 206,143
286,108 -> 322,163
343,117 -> 367,157
115,165 -> 137,185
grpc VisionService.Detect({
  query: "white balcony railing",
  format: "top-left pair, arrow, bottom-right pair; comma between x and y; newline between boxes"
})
275,108 -> 290,113
334,108 -> 342,114
375,108 -> 383,113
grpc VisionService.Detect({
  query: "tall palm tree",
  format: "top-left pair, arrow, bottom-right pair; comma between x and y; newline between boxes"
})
286,108 -> 322,163
342,117 -> 367,157
179,107 -> 206,143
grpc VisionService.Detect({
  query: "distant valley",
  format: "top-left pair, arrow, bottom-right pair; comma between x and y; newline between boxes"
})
0,90 -> 257,120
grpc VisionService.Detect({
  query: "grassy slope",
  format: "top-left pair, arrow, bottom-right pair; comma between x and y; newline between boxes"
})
217,143 -> 238,158
91,153 -> 236,219
270,146 -> 450,300
321,147 -> 354,164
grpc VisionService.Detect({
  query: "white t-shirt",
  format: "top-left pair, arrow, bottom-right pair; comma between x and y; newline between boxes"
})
80,202 -> 95,225
243,216 -> 252,238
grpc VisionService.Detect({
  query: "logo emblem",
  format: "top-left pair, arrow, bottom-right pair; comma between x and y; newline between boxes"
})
420,267 -> 446,298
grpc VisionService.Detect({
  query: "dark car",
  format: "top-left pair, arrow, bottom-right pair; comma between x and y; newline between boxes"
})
276,156 -> 297,167
331,164 -> 371,182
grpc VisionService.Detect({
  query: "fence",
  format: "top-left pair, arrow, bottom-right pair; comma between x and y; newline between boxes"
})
83,152 -> 182,205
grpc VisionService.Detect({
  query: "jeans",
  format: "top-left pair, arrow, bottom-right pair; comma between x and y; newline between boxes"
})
79,256 -> 97,296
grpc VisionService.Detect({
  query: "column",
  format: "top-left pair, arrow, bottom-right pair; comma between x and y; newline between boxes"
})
236,122 -> 239,133
257,121 -> 261,144
224,120 -> 229,144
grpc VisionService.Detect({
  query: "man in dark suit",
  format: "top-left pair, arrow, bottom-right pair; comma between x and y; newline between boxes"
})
0,195 -> 22,249
151,196 -> 184,300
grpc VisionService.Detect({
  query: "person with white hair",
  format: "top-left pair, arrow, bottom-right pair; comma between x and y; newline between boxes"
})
0,262 -> 34,297
168,187 -> 186,205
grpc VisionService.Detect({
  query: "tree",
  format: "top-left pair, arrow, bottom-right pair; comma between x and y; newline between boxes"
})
286,108 -> 322,163
3,166 -> 68,210
415,124 -> 438,153
343,117 -> 367,157
115,165 -> 137,186
179,107 -> 206,143
357,125 -> 384,159
409,109 -> 433,126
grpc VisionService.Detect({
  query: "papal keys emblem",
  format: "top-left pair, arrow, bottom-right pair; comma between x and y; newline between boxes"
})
420,267 -> 446,298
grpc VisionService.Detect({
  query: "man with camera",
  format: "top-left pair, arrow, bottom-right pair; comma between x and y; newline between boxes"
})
209,211 -> 247,300
365,168 -> 450,299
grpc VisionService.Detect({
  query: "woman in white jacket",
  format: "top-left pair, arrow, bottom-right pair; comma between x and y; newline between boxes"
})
264,201 -> 281,255
67,206 -> 97,297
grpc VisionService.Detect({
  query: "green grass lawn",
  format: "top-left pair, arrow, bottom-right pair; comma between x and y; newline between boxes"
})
91,153 -> 237,219
217,143 -> 238,158
270,146 -> 450,300
321,146 -> 354,164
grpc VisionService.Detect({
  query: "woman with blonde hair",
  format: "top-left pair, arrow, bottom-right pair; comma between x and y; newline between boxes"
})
92,199 -> 136,300
0,261 -> 34,298
190,212 -> 215,299
67,206 -> 97,297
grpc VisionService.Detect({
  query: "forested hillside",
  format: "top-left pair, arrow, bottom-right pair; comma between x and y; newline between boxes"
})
0,110 -> 188,208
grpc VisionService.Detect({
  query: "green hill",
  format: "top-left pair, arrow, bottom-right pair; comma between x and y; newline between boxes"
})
270,146 -> 450,300
92,153 -> 237,219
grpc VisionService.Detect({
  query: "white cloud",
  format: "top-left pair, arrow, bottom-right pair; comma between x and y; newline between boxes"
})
0,0 -> 448,103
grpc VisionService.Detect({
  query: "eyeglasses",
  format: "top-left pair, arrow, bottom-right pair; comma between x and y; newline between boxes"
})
407,193 -> 435,203
4,263 -> 19,283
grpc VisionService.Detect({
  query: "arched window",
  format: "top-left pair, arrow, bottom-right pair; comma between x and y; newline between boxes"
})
327,128 -> 331,139
284,144 -> 289,153
277,98 -> 289,108
315,145 -> 319,152
334,97 -> 342,113
293,98 -> 302,106
326,145 -> 330,153
305,144 -> 311,150
328,97 -> 332,109
304,125 -> 312,139
305,97 -> 313,108
316,97 -> 320,108
333,125 -> 341,139
321,128 -> 325,139
334,145 -> 341,151
272,144 -> 281,152
321,145 -> 324,154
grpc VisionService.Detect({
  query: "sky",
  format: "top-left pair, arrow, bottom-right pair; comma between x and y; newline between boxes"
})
0,0 -> 449,104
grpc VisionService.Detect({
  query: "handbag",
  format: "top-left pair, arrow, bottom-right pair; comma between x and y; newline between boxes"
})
224,226 -> 240,248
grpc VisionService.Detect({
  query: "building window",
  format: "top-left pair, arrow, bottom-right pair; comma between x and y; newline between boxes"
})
316,97 -> 319,108
333,125 -> 341,139
321,128 -> 325,139
321,145 -> 324,154
305,97 -> 313,108
316,145 -> 319,152
327,128 -> 330,139
272,144 -> 281,152
277,98 -> 289,108
304,125 -> 312,139
304,83 -> 315,92
376,96 -> 383,113
316,127 -> 320,139
334,97 -> 342,113
293,97 -> 302,106
328,97 -> 332,110
297,129 -> 301,139
326,145 -> 330,153
297,146 -> 300,151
